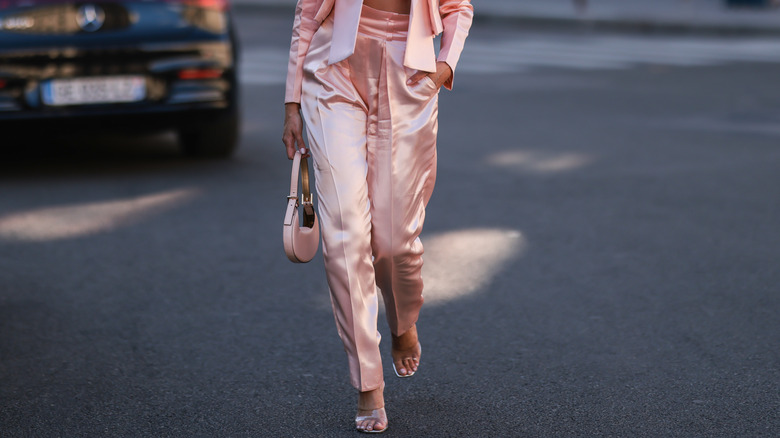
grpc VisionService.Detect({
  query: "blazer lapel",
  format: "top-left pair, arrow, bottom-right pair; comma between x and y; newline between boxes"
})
329,0 -> 362,64
405,0 -> 437,72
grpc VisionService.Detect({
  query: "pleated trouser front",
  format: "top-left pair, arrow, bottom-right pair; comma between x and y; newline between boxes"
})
300,5 -> 439,392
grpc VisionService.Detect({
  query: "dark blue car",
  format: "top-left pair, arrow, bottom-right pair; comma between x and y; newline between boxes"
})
0,0 -> 241,157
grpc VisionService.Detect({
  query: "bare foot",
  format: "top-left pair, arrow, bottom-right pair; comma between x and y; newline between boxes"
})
356,383 -> 387,433
391,324 -> 421,377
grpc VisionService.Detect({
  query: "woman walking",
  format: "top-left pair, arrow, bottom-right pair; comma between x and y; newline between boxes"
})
282,0 -> 472,432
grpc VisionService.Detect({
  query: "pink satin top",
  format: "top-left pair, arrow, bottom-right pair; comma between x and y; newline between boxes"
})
285,0 -> 474,103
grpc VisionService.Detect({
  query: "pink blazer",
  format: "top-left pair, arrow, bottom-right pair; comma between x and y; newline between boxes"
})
285,0 -> 474,103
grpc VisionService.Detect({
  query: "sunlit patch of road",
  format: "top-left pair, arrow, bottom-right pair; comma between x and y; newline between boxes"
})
0,188 -> 200,242
422,228 -> 526,305
486,150 -> 593,173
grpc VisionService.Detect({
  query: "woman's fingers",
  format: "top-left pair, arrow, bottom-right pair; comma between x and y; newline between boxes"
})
293,129 -> 309,158
284,128 -> 309,159
406,70 -> 429,85
407,62 -> 451,88
282,129 -> 299,159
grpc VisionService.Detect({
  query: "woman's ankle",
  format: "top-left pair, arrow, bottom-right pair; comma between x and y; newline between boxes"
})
392,324 -> 419,349
358,382 -> 385,410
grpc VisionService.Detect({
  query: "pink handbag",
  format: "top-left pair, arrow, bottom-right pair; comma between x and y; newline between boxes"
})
283,151 -> 320,263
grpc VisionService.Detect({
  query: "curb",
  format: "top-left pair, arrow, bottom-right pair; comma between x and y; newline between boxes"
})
474,13 -> 780,37
231,2 -> 780,37
232,1 -> 293,14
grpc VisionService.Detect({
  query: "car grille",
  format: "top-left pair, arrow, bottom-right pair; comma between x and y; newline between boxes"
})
0,3 -> 132,34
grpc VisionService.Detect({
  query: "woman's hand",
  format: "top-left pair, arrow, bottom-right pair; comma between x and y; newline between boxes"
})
282,102 -> 306,160
406,61 -> 452,89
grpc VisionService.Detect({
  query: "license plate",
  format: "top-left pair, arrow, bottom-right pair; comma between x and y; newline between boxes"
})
42,76 -> 146,106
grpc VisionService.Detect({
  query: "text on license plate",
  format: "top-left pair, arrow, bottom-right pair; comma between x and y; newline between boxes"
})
42,76 -> 146,106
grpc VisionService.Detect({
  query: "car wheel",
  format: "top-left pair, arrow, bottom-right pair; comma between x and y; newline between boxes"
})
179,110 -> 240,158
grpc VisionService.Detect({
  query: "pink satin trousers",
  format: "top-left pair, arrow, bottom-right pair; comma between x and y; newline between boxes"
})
301,5 -> 439,392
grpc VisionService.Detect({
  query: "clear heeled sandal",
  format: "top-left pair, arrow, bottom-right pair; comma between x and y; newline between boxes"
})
355,407 -> 388,434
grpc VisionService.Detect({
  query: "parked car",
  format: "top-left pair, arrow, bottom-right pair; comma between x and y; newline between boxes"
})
0,0 -> 241,158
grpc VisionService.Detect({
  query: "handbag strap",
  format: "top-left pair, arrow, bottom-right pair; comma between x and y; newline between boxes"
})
285,151 -> 316,228
300,156 -> 312,206
288,151 -> 302,201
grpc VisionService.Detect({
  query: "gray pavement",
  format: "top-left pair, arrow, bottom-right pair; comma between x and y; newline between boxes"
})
234,0 -> 780,34
2,7 -> 780,438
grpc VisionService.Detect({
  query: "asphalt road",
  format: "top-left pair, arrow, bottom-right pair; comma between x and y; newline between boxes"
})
2,8 -> 779,437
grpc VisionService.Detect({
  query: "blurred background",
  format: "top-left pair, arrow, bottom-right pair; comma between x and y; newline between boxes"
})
2,0 -> 779,436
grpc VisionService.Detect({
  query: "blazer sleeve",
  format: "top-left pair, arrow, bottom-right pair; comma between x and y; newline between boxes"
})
285,0 -> 321,104
437,0 -> 473,90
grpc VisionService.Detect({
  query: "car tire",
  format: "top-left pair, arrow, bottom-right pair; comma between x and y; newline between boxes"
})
179,110 -> 240,159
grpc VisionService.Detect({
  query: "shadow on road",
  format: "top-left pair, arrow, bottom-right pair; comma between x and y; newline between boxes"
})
0,130 -> 207,180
